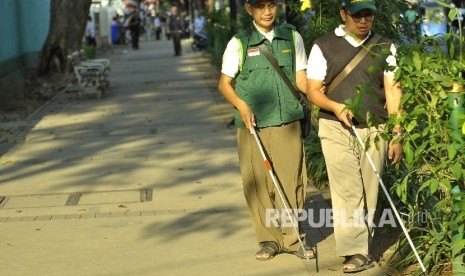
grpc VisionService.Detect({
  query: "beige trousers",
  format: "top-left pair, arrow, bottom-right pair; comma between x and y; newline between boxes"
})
318,119 -> 387,256
237,121 -> 307,251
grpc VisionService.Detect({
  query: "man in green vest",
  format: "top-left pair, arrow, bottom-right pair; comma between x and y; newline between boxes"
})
218,0 -> 315,261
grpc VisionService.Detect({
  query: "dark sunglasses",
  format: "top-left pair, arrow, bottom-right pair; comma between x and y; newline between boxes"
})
346,10 -> 375,23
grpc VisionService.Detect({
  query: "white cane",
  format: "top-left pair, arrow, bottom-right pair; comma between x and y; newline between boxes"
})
250,127 -> 311,265
347,117 -> 428,275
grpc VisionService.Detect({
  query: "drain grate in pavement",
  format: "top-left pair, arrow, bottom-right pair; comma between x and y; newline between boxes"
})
65,193 -> 82,206
140,188 -> 152,202
0,196 -> 7,208
0,188 -> 153,209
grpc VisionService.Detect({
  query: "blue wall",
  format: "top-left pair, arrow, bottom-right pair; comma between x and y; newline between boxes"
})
0,0 -> 50,108
18,0 -> 51,54
0,0 -> 50,74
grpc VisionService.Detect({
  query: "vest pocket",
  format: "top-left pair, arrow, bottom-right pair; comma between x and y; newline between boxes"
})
245,58 -> 270,72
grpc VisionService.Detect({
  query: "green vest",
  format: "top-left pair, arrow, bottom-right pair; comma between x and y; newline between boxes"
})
233,24 -> 303,129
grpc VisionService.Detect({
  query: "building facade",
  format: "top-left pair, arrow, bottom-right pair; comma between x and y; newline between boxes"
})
0,0 -> 50,109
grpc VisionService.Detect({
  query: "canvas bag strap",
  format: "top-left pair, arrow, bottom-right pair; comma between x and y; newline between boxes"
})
326,34 -> 381,95
257,44 -> 304,104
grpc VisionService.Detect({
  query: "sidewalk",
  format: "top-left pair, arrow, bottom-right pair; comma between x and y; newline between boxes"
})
0,39 -> 389,276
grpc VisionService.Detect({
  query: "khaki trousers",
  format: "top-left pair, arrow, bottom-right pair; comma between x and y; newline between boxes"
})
318,119 -> 387,256
237,121 -> 307,251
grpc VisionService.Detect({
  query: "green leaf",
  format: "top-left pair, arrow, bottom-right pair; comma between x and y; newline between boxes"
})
430,180 -> 439,194
439,179 -> 451,192
409,133 -> 421,141
439,89 -> 448,99
451,162 -> 463,180
418,179 -> 433,194
448,8 -> 458,21
430,94 -> 439,108
422,125 -> 432,137
439,76 -> 453,88
414,142 -> 428,159
406,120 -> 417,133
412,51 -> 422,71
448,144 -> 458,160
404,141 -> 414,167
451,185 -> 462,195
451,241 -> 465,257
434,199 -> 449,211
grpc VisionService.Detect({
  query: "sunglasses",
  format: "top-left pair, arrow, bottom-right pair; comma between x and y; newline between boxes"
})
346,11 -> 375,23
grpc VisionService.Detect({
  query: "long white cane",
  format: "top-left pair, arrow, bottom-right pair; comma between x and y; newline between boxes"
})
347,118 -> 428,275
250,127 -> 311,264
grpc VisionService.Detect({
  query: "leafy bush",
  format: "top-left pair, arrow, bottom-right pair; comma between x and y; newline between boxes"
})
387,27 -> 465,276
206,9 -> 237,68
82,45 -> 95,59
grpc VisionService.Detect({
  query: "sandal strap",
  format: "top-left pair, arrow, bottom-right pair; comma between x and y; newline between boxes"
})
296,246 -> 316,259
346,254 -> 371,267
256,247 -> 275,255
256,241 -> 279,261
259,241 -> 279,252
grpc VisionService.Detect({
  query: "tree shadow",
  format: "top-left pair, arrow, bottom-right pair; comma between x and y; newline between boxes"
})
302,193 -> 334,247
371,208 -> 403,262
0,46 -> 234,191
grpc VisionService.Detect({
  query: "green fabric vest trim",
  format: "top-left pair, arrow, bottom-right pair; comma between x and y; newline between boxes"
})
233,24 -> 303,129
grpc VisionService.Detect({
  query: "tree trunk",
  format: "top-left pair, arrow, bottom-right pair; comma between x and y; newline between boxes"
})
37,0 -> 92,77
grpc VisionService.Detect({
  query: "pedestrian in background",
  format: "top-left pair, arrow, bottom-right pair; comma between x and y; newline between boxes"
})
166,5 -> 184,56
193,11 -> 206,36
218,0 -> 315,262
306,0 -> 403,273
85,16 -> 97,47
128,10 -> 141,50
145,12 -> 154,41
153,13 -> 162,40
118,14 -> 127,44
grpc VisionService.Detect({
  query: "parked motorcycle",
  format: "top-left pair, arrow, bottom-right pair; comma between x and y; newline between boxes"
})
191,32 -> 208,52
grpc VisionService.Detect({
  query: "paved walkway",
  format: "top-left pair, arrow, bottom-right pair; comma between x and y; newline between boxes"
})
0,39 -> 390,276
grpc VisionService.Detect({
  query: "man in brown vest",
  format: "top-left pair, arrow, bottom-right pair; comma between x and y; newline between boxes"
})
306,0 -> 403,273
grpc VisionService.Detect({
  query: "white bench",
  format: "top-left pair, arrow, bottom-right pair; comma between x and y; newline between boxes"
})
66,50 -> 111,99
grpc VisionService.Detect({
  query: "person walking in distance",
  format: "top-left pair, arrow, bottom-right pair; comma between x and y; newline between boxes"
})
128,10 -> 141,50
85,16 -> 97,47
306,0 -> 403,273
218,0 -> 316,262
153,13 -> 162,40
166,5 -> 184,56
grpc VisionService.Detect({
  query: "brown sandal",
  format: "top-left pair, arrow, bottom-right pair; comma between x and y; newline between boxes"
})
282,245 -> 316,259
255,241 -> 279,261
342,254 -> 374,273
293,246 -> 316,259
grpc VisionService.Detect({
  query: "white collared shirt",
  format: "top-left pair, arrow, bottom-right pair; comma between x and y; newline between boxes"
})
221,21 -> 307,78
306,24 -> 397,80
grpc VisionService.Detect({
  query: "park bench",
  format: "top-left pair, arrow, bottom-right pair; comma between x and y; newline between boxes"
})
66,50 -> 111,99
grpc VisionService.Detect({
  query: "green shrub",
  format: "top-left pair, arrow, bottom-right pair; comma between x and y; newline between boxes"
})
83,45 -> 95,59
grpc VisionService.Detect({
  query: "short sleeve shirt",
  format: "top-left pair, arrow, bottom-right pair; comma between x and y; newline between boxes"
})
306,25 -> 397,81
221,21 -> 307,78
